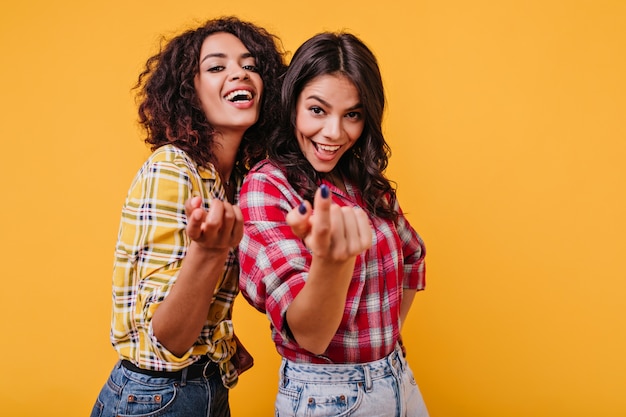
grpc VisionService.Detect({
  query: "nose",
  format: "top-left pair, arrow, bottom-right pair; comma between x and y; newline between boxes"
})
322,117 -> 343,140
229,66 -> 249,81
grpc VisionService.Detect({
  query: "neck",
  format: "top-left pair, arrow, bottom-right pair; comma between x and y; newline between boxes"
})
326,170 -> 346,193
213,130 -> 244,186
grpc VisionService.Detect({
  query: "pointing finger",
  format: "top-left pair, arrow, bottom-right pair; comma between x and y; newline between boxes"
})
286,200 -> 313,239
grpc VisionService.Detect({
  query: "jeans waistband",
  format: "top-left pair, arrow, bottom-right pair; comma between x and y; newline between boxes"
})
281,344 -> 406,385
121,357 -> 218,380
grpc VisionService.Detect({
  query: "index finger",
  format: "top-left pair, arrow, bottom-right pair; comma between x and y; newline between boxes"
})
184,196 -> 203,218
286,200 -> 313,239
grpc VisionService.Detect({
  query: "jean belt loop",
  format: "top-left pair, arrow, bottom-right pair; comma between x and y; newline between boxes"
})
394,343 -> 406,372
363,364 -> 373,393
202,360 -> 213,378
387,350 -> 399,379
180,366 -> 188,386
279,358 -> 288,388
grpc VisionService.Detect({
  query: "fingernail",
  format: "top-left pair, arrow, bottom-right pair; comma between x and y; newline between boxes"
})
298,203 -> 307,214
320,184 -> 329,199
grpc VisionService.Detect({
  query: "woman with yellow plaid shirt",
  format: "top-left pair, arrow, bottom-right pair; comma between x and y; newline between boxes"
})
90,16 -> 286,417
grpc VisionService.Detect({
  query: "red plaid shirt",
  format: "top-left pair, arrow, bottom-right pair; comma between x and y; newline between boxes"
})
238,160 -> 426,363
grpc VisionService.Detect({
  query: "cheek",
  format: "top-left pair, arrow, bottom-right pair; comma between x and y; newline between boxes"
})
196,75 -> 220,96
295,112 -> 317,137
347,123 -> 365,143
254,75 -> 264,104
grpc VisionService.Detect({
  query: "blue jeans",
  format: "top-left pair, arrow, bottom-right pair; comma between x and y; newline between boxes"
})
275,344 -> 429,417
90,361 -> 229,417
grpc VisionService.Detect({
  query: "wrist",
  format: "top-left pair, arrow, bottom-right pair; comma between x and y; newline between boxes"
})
188,240 -> 230,259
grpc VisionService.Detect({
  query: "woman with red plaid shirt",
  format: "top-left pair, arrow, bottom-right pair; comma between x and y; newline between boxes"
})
238,32 -> 429,417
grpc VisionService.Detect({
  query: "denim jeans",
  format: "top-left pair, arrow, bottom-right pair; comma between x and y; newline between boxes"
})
90,361 -> 229,417
275,344 -> 429,417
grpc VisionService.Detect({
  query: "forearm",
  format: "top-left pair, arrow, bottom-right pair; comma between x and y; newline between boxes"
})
152,242 -> 230,357
399,288 -> 417,330
286,257 -> 355,355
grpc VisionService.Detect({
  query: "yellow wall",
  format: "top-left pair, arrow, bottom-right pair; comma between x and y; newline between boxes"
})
1,0 -> 624,415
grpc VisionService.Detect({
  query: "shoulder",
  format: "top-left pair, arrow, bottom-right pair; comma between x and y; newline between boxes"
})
147,145 -> 195,170
142,145 -> 217,181
127,146 -> 202,197
241,160 -> 300,208
244,159 -> 289,187
248,159 -> 284,176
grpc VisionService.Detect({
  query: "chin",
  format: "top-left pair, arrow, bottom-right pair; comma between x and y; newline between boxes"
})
310,163 -> 336,173
231,119 -> 258,130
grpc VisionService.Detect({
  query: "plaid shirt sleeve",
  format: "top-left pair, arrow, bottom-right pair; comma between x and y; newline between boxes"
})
111,147 -> 238,380
111,153 -> 193,368
395,200 -> 427,291
238,163 -> 309,350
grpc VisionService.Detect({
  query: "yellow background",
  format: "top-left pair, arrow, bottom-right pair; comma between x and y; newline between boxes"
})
1,0 -> 625,416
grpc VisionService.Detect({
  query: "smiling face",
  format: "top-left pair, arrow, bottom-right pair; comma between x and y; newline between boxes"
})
295,74 -> 365,173
194,32 -> 263,136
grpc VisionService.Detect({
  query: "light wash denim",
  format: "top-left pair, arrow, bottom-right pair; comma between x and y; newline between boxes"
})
275,344 -> 429,417
90,361 -> 229,417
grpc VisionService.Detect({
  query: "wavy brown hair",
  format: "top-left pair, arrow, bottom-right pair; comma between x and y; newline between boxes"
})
269,32 -> 398,221
134,16 -> 286,172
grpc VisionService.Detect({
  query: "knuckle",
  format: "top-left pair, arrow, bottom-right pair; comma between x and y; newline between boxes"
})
316,224 -> 331,235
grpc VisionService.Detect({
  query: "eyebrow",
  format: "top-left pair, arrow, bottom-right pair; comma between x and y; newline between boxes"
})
306,95 -> 363,111
200,52 -> 254,64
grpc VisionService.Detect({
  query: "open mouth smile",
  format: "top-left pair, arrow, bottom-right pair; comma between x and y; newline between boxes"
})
313,141 -> 341,153
224,89 -> 254,102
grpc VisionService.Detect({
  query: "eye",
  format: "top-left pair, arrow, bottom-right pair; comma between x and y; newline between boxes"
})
243,64 -> 259,73
310,106 -> 325,115
207,65 -> 225,73
345,111 -> 362,120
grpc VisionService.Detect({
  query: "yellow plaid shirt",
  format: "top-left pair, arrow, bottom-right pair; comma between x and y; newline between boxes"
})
110,145 -> 240,388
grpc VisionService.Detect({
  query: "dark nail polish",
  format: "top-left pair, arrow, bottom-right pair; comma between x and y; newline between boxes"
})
298,203 -> 307,214
321,184 -> 329,199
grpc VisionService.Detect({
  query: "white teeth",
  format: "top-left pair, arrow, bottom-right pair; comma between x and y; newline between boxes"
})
225,89 -> 253,102
317,143 -> 341,152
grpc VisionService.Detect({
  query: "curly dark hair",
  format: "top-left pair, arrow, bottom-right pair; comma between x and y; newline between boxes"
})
268,32 -> 398,221
134,16 -> 286,173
